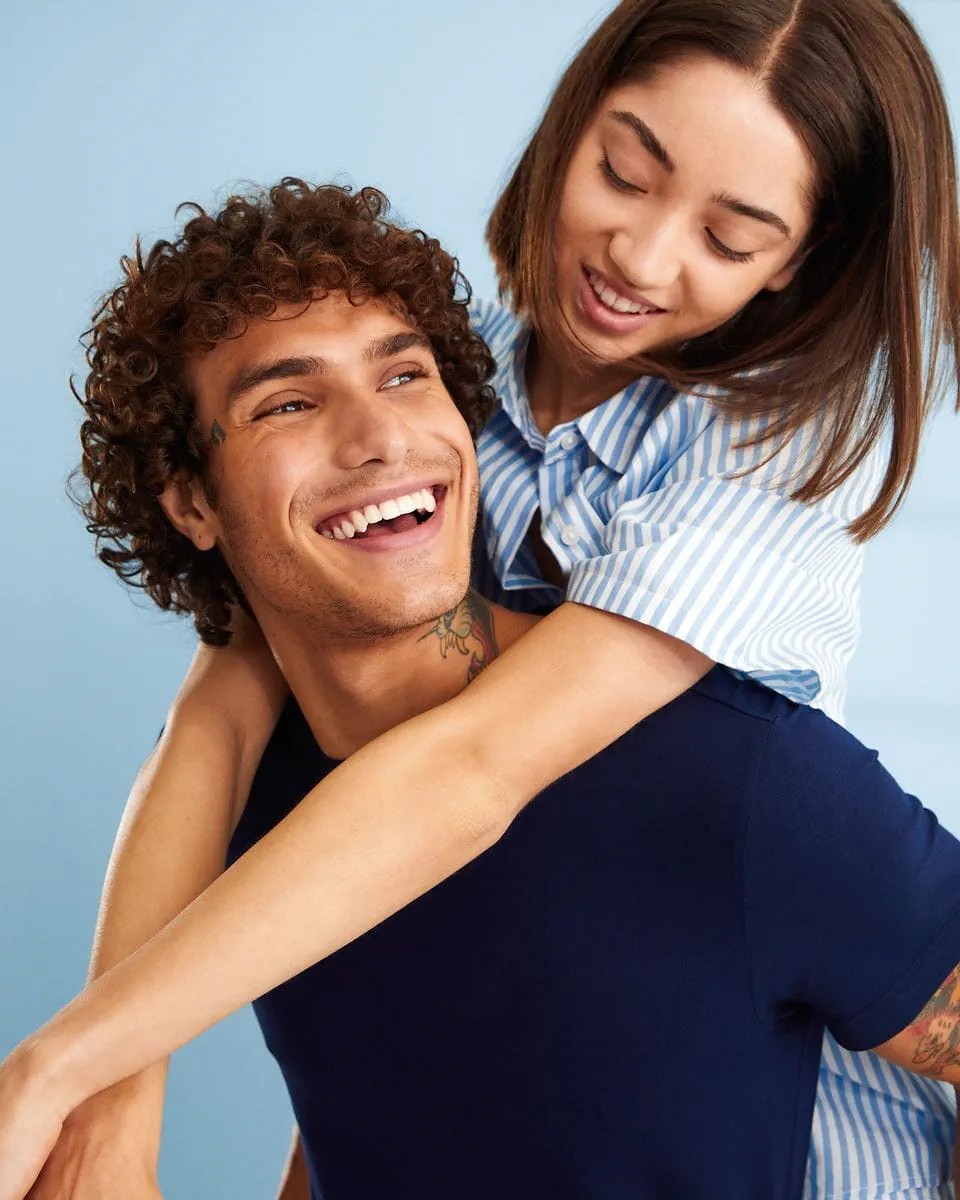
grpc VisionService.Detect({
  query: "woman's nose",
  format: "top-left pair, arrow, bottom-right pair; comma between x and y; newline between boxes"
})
608,213 -> 683,293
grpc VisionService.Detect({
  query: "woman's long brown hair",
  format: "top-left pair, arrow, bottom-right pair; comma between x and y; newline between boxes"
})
487,0 -> 960,540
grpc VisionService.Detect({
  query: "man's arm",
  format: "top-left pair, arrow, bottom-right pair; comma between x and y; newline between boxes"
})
875,965 -> 960,1082
874,967 -> 960,1192
277,1127 -> 310,1200
26,628 -> 285,1199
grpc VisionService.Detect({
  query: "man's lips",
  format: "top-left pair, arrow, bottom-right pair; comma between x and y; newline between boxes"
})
315,487 -> 448,554
315,482 -> 446,537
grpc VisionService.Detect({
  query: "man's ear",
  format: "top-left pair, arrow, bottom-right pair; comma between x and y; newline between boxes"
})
159,471 -> 220,550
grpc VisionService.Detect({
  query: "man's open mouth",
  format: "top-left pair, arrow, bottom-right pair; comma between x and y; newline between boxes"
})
316,485 -> 446,542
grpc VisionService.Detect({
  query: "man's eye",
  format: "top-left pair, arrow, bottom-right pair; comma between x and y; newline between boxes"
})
382,367 -> 428,390
254,398 -> 310,420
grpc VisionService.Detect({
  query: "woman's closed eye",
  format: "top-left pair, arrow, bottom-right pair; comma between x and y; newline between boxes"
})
706,230 -> 756,264
599,154 -> 647,195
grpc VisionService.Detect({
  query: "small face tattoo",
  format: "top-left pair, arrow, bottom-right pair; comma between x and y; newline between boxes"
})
210,420 -> 227,447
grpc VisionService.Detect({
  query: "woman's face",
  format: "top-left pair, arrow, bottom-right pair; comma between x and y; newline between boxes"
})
554,53 -> 817,367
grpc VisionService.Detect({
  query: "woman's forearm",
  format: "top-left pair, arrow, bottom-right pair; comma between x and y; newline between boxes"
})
35,604 -> 710,1110
65,638 -> 287,1132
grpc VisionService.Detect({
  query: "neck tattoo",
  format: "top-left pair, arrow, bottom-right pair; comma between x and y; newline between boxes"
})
418,591 -> 499,684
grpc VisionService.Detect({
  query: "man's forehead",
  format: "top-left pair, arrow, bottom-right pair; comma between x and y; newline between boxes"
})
187,292 -> 425,401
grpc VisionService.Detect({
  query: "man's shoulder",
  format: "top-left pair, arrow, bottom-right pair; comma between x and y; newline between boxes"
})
690,667 -> 871,781
577,666 -> 870,809
691,666 -> 797,724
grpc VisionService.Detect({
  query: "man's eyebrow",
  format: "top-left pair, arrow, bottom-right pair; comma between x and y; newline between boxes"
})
362,331 -> 434,362
610,110 -> 676,173
711,191 -> 792,239
226,355 -> 327,407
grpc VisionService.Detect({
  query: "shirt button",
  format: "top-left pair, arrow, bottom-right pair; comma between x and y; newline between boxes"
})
560,431 -> 579,451
561,526 -> 581,547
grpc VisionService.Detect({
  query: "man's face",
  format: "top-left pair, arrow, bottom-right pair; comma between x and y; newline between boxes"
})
184,292 -> 478,641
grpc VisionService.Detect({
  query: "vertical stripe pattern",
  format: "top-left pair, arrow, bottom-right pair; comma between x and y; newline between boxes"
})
469,296 -> 957,1198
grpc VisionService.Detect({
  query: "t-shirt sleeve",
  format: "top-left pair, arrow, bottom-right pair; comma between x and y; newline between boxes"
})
745,704 -> 960,1052
565,406 -> 887,712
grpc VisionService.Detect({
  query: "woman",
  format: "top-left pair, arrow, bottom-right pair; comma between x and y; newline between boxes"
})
4,1 -> 959,1197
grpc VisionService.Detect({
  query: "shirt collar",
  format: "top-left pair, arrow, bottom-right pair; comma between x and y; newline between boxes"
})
493,321 -> 677,475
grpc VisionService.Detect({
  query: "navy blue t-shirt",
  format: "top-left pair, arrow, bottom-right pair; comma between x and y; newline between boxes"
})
227,667 -> 960,1199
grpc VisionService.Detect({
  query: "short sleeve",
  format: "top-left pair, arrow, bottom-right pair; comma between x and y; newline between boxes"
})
745,705 -> 960,1052
565,405 -> 888,718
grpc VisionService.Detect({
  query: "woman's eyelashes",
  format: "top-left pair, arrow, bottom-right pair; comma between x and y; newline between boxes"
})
706,230 -> 756,264
599,153 -> 757,265
600,153 -> 646,194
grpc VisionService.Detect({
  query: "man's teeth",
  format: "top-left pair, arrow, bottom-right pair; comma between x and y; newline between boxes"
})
320,488 -> 438,541
586,269 -> 657,316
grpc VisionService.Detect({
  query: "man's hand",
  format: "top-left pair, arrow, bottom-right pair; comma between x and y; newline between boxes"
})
25,1096 -> 163,1199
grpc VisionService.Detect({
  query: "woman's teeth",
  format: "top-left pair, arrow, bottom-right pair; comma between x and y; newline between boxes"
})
321,487 -> 437,541
586,269 -> 658,316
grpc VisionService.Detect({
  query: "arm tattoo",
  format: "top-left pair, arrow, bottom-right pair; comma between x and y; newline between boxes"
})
908,964 -> 960,1077
210,419 -> 227,446
418,590 -> 499,684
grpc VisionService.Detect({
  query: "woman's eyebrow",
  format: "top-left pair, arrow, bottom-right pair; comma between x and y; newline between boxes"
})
610,110 -> 676,173
712,191 -> 792,239
609,109 -> 792,239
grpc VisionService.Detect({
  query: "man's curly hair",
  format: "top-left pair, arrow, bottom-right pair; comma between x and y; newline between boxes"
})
75,178 -> 496,645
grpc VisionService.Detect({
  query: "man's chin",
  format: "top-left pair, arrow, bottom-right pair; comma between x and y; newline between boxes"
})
321,579 -> 471,643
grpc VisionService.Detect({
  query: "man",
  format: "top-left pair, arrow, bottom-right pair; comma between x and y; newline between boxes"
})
15,178 -> 960,1200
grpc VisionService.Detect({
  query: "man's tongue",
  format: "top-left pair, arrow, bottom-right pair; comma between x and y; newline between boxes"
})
363,513 -> 420,538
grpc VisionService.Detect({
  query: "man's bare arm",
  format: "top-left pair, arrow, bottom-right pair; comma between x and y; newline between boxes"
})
277,1127 -> 310,1200
875,963 -> 960,1084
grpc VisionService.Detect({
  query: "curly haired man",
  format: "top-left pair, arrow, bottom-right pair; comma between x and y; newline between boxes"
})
23,177 -> 960,1200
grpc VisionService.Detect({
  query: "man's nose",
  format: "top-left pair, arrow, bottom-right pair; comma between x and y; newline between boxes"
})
330,386 -> 411,469
608,211 -> 683,293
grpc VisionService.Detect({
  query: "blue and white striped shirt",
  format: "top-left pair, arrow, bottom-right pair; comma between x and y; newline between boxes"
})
469,296 -> 956,1199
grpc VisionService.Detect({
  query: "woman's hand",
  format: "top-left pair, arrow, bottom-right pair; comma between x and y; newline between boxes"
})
23,1087 -> 164,1200
0,1041 -> 75,1200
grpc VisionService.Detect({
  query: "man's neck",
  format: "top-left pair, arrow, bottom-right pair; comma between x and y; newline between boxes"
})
258,592 -> 538,759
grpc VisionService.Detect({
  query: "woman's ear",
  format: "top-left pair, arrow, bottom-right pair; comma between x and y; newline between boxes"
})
159,471 -> 220,550
765,258 -> 804,293
767,218 -> 838,293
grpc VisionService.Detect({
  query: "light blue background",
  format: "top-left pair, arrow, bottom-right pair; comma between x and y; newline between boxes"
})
1,2 -> 958,1196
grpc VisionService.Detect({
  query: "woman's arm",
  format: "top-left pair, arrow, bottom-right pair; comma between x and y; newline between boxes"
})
21,624 -> 286,1199
1,603 -> 708,1184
